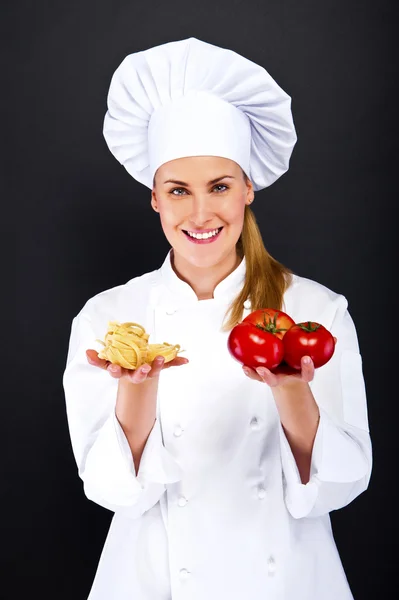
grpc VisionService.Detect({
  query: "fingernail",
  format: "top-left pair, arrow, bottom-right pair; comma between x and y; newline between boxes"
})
256,367 -> 266,375
108,365 -> 117,372
142,366 -> 151,373
243,367 -> 250,374
303,356 -> 311,364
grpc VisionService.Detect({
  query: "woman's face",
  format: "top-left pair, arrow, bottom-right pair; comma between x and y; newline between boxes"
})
151,156 -> 254,269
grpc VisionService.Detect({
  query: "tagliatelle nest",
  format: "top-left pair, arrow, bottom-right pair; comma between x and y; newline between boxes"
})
96,321 -> 183,370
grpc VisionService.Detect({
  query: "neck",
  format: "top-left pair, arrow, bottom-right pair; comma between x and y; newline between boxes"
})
171,248 -> 241,300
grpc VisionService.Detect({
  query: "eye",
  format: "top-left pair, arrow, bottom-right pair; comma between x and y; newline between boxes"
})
168,184 -> 229,196
169,188 -> 187,196
213,184 -> 228,192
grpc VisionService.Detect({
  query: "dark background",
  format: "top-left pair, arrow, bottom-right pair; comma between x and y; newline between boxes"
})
8,0 -> 397,598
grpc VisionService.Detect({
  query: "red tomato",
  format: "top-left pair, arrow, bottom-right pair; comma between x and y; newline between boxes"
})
242,308 -> 295,340
282,322 -> 335,369
227,322 -> 284,370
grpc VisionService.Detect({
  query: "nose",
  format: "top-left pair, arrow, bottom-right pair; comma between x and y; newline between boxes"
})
187,194 -> 216,228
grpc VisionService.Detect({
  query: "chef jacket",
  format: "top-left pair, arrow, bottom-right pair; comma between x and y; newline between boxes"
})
62,249 -> 372,600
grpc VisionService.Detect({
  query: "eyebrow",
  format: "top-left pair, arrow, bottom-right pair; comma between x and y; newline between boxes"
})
163,175 -> 235,186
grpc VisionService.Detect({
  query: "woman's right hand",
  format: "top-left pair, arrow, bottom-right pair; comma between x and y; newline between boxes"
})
86,349 -> 189,384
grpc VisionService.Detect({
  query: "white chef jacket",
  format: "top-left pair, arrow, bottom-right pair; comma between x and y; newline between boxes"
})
62,249 -> 372,600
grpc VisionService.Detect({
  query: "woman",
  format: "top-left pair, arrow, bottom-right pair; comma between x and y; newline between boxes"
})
63,37 -> 372,599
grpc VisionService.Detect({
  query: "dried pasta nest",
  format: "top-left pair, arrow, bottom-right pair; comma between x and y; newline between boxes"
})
96,321 -> 182,370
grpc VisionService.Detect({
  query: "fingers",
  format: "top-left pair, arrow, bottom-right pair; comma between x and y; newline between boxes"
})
86,349 -> 190,383
299,356 -> 315,383
122,356 -> 165,383
145,356 -> 165,377
126,355 -> 189,381
242,355 -> 315,387
127,362 -> 154,382
242,365 -> 263,382
164,356 -> 190,369
107,364 -> 123,378
86,349 -> 109,370
254,366 -> 279,387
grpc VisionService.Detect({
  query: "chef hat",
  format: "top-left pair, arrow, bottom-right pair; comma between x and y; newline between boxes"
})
103,37 -> 297,191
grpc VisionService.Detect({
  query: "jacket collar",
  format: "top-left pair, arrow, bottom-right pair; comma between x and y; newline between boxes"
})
159,248 -> 246,302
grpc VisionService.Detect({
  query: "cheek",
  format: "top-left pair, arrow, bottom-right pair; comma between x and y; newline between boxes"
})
157,196 -> 245,229
222,200 -> 245,226
158,205 -> 179,228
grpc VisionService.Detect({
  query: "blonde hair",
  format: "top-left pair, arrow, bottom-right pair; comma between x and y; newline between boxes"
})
221,173 -> 295,332
153,169 -> 295,331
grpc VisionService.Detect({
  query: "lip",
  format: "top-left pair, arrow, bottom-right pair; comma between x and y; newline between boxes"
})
182,227 -> 223,245
183,227 -> 223,234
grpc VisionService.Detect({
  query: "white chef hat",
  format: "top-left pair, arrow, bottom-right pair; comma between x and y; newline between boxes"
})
103,37 -> 297,191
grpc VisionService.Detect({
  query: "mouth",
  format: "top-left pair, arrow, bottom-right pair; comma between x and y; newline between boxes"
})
182,227 -> 224,244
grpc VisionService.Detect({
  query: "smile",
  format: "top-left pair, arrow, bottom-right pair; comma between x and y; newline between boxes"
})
182,227 -> 223,244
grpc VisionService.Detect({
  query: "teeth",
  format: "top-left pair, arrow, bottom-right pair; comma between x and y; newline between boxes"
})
186,228 -> 221,239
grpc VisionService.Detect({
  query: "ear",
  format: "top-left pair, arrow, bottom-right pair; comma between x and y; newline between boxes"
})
151,190 -> 159,213
245,180 -> 255,206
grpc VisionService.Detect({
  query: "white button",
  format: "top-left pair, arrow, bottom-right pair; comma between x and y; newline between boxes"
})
243,299 -> 251,310
179,568 -> 191,580
258,486 -> 267,499
173,426 -> 183,437
250,417 -> 260,430
267,556 -> 276,575
178,496 -> 188,507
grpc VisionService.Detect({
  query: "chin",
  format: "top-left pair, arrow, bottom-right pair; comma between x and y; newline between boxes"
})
176,246 -> 233,270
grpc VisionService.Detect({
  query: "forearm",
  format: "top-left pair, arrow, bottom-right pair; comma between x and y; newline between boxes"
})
272,381 -> 320,484
115,377 -> 159,474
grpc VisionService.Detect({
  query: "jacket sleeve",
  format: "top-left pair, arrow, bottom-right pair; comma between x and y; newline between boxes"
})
278,294 -> 373,519
62,310 -> 183,519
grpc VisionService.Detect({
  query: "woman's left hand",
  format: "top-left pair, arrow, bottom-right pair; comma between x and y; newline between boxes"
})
242,337 -> 337,388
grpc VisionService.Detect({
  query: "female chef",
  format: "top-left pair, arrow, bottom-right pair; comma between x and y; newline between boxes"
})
63,37 -> 372,600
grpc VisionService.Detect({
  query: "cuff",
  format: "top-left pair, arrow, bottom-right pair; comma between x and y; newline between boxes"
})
309,406 -> 369,483
113,413 -> 184,486
279,406 -> 369,518
83,413 -> 143,505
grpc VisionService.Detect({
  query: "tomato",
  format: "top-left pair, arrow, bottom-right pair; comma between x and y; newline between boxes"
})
242,308 -> 295,340
227,321 -> 284,370
282,321 -> 335,369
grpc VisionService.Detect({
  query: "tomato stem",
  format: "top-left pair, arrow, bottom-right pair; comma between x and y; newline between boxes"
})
254,311 -> 289,335
297,321 -> 321,333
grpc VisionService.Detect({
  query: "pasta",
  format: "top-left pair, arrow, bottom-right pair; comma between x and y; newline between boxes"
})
96,321 -> 182,370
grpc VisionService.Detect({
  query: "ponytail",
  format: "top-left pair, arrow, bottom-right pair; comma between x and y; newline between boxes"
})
222,176 -> 294,332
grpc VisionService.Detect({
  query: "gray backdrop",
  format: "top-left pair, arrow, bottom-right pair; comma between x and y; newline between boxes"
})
9,0 -> 397,598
